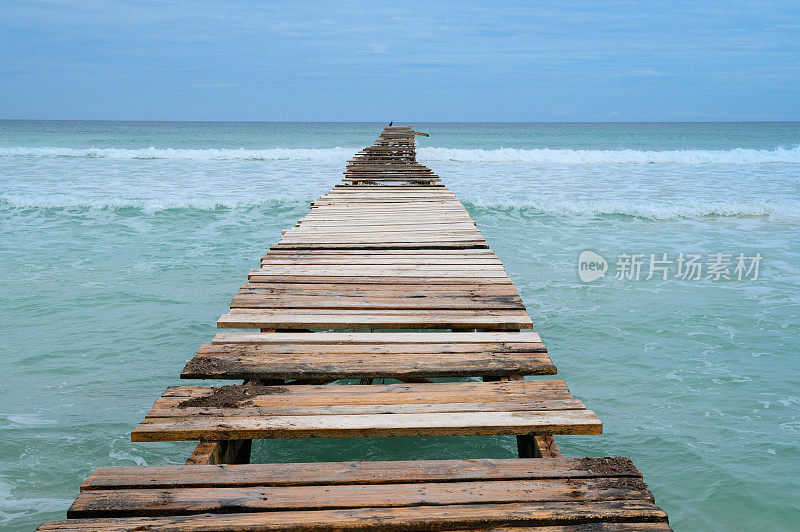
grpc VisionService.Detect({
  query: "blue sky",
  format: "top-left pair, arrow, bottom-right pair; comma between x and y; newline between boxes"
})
1,1 -> 798,121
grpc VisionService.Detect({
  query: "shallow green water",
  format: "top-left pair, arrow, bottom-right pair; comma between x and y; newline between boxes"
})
1,121 -> 799,530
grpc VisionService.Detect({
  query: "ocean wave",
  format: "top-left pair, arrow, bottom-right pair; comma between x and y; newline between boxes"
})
0,146 -> 354,161
1,145 -> 799,163
462,199 -> 800,220
3,194 -> 796,220
0,195 -> 308,213
418,145 -> 800,164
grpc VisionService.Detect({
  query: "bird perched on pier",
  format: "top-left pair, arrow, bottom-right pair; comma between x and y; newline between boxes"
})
388,121 -> 393,126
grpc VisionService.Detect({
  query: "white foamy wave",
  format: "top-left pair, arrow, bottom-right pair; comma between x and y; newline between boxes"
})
463,199 -> 800,220
2,145 -> 799,163
0,194 -> 308,213
4,414 -> 58,427
4,193 -> 797,220
109,450 -> 148,466
0,146 -> 354,161
417,145 -> 800,164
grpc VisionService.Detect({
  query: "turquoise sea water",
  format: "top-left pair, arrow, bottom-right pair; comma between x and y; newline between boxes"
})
1,121 -> 799,530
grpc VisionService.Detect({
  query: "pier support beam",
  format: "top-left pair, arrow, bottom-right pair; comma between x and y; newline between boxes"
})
186,440 -> 252,465
482,374 -> 560,458
515,434 -> 562,459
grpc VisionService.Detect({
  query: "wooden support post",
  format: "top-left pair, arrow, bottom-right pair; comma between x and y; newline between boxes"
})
482,373 -> 560,458
515,434 -> 538,458
532,434 -> 562,458
186,440 -> 252,465
514,434 -> 562,458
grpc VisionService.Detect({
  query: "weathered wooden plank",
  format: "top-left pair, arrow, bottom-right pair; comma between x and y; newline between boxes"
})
133,404 -> 600,442
308,207 -> 458,211
246,275 -> 509,285
217,308 -> 534,329
210,331 -> 543,344
68,477 -> 653,518
292,223 -> 479,230
284,224 -> 479,234
199,340 -> 544,354
246,271 -> 509,281
447,525 -> 672,532
148,399 -> 587,418
260,258 -> 501,266
182,347 -> 553,380
276,236 -> 487,244
229,294 -> 524,311
134,380 -> 598,439
248,265 -> 507,275
239,283 -> 514,292
157,379 -> 568,401
263,248 -> 497,256
79,457 -> 645,490
269,243 -> 490,250
238,285 -> 518,295
40,500 -> 669,530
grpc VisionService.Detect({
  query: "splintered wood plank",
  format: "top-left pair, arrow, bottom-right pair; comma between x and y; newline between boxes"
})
185,330 -> 551,380
246,275 -> 509,285
284,224 -> 480,234
306,205 -> 465,211
341,177 -> 442,181
291,224 -> 479,231
180,347 -> 555,380
131,410 -> 601,441
229,294 -> 525,311
245,271 -> 510,281
41,519 -> 673,532
239,282 -> 516,293
149,380 -> 575,410
269,242 -> 489,250
247,265 -> 508,276
67,477 -> 653,518
210,331 -> 543,344
310,203 -> 461,207
40,501 -> 669,530
260,258 -> 500,266
275,236 -> 487,245
237,284 -> 518,295
131,380 -> 601,441
78,457 -> 646,490
216,308 -> 534,329
263,248 -> 497,256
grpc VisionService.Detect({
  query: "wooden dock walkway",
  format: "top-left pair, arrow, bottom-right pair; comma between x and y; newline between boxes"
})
40,126 -> 670,531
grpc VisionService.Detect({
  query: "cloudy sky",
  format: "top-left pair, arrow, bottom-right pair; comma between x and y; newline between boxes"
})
1,1 -> 798,121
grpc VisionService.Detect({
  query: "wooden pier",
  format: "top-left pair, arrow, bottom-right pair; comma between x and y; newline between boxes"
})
39,126 -> 670,530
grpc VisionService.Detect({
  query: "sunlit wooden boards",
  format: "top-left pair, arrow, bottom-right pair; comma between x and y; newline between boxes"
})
289,187 -> 480,249
182,331 -> 555,380
217,308 -> 533,330
40,458 -> 670,531
130,380 -> 601,441
231,288 -> 523,310
226,255 -> 535,330
224,181 -> 533,328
